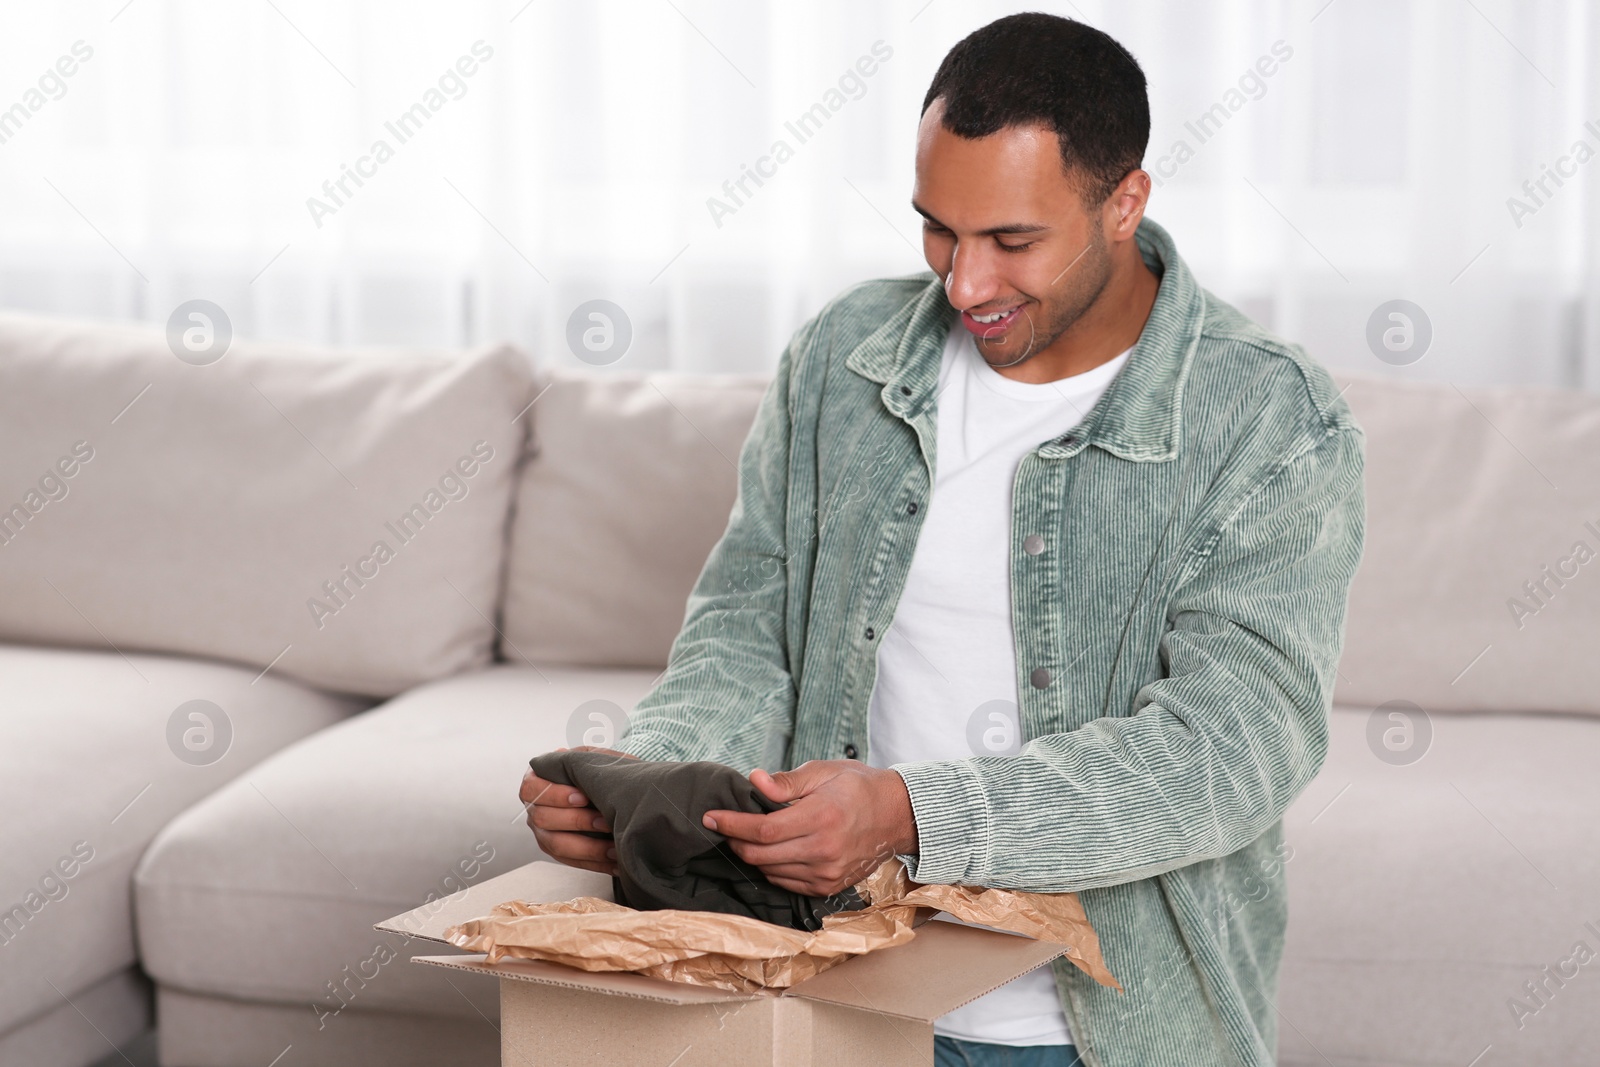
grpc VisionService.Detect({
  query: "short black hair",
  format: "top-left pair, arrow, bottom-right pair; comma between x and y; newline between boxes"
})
922,13 -> 1150,205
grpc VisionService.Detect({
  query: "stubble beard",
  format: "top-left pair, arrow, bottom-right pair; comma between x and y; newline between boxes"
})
974,227 -> 1114,371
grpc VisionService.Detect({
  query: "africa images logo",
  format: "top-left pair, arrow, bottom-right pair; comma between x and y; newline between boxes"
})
305,41 -> 495,228
705,41 -> 893,228
307,441 -> 495,630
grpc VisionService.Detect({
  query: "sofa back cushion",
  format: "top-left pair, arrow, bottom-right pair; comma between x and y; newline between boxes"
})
502,368 -> 768,669
501,363 -> 1600,717
0,312 -> 534,697
1333,372 -> 1600,716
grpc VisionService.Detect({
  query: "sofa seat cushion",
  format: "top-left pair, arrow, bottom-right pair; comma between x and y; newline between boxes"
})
154,987 -> 499,1067
0,644 -> 363,1041
501,368 -> 768,669
0,969 -> 151,1067
133,665 -> 656,1021
0,311 -> 536,698
1280,703 -> 1600,1066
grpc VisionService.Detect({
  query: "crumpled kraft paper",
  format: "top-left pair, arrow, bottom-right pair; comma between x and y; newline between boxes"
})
444,858 -> 1121,994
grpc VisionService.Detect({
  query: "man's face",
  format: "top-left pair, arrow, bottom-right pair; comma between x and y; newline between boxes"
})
912,98 -> 1114,369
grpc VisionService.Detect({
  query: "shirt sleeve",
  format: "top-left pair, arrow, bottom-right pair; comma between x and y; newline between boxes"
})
610,315 -> 817,771
892,424 -> 1367,892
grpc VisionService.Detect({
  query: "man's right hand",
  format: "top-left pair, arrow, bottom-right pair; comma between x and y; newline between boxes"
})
519,746 -> 637,876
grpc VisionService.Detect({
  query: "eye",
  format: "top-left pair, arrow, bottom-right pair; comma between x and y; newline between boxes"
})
996,239 -> 1034,254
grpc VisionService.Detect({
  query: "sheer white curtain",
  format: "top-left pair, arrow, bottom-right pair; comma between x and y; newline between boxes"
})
0,0 -> 1595,387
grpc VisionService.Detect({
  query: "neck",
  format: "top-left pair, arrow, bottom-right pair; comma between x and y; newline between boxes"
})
994,243 -> 1161,384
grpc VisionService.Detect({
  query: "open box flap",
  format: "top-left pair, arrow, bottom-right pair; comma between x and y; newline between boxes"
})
781,918 -> 1066,1022
376,862 -> 611,944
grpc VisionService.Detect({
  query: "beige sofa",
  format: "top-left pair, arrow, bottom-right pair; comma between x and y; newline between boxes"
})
0,310 -> 1595,1067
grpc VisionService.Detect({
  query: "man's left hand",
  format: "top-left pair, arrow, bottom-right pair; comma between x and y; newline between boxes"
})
702,760 -> 919,897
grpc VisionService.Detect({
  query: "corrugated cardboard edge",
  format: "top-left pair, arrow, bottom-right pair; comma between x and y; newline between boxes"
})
415,954 -> 757,1006
781,917 -> 1067,1022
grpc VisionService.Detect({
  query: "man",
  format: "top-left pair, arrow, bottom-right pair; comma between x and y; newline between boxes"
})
522,13 -> 1364,1067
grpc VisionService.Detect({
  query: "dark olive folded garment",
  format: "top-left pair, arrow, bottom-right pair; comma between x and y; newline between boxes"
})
528,750 -> 864,931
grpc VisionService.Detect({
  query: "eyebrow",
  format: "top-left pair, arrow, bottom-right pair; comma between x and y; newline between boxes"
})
911,201 -> 1049,236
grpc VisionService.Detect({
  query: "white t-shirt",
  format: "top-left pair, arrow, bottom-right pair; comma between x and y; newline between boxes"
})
867,323 -> 1131,1046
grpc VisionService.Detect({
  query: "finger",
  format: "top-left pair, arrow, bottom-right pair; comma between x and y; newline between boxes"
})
520,771 -> 590,809
750,763 -> 828,804
742,860 -> 824,881
529,805 -> 611,833
765,874 -> 828,896
725,835 -> 819,868
748,767 -> 793,803
703,806 -> 808,844
533,827 -> 618,867
562,859 -> 620,876
538,848 -> 618,877
763,869 -> 857,897
532,827 -> 615,863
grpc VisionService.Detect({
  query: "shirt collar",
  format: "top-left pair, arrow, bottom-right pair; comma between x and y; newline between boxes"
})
844,216 -> 1202,463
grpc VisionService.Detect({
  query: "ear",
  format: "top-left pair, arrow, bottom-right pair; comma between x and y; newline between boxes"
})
1106,169 -> 1151,242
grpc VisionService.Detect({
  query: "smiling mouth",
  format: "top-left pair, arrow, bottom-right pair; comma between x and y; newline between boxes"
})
960,303 -> 1025,338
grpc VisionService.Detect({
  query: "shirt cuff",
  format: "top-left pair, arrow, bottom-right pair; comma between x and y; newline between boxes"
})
890,759 -> 990,885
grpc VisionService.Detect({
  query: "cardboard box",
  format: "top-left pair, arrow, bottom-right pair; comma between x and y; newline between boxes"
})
378,861 -> 1071,1066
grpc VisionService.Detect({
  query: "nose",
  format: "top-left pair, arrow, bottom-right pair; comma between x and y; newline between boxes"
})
942,239 -> 1000,312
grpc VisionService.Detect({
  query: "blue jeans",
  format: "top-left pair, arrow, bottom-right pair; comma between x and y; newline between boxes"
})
933,1035 -> 1084,1066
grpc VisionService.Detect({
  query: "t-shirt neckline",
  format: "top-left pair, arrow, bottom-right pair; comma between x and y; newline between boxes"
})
955,327 -> 1133,403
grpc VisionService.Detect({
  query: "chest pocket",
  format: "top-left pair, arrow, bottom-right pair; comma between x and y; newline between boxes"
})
1052,449 -> 1197,729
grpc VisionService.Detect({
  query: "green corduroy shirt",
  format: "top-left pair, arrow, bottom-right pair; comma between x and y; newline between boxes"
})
613,217 -> 1366,1067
